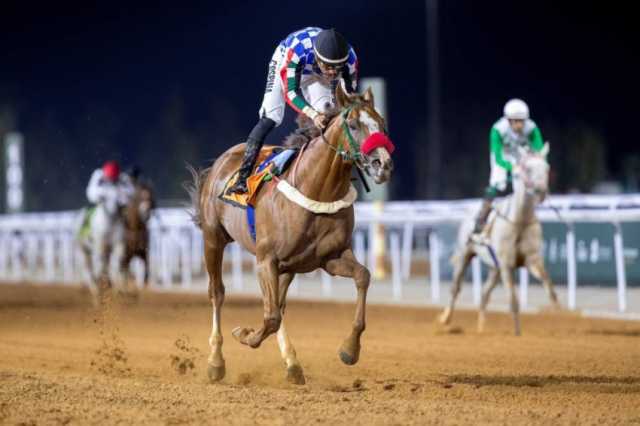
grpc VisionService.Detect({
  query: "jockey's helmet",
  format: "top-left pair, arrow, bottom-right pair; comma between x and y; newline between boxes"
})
503,99 -> 530,120
102,161 -> 120,182
314,28 -> 350,65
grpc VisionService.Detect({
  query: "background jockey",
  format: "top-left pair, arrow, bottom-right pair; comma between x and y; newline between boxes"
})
472,98 -> 546,235
86,161 -> 135,208
226,27 -> 359,195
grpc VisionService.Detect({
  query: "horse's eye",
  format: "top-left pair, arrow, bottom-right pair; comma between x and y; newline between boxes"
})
348,120 -> 358,130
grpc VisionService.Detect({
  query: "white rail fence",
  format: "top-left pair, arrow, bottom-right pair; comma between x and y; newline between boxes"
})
1,194 -> 639,314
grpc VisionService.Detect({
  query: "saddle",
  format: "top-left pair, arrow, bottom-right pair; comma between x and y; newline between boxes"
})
219,146 -> 298,209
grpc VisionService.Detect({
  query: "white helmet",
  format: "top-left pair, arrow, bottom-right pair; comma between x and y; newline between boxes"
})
503,98 -> 530,120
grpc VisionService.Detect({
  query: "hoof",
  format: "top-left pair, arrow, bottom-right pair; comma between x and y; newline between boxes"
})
286,364 -> 306,385
477,313 -> 486,333
438,309 -> 452,325
207,363 -> 226,382
338,350 -> 358,366
231,327 -> 252,343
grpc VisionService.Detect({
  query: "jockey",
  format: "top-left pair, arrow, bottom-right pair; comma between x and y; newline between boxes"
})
86,161 -> 135,207
472,99 -> 546,234
226,27 -> 359,195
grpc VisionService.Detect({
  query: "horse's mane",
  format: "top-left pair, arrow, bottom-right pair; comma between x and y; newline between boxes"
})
283,107 -> 342,149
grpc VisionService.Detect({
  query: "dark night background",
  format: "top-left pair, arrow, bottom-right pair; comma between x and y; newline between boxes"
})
0,1 -> 638,211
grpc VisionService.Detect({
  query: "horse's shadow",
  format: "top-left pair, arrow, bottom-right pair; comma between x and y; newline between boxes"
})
446,374 -> 640,391
586,329 -> 640,338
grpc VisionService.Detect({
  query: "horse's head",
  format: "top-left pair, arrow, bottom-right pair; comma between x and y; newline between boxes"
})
513,143 -> 550,202
136,187 -> 154,223
126,186 -> 154,227
333,83 -> 395,184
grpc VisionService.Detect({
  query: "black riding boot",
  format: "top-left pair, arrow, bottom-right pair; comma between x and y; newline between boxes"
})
226,117 -> 276,195
473,196 -> 494,234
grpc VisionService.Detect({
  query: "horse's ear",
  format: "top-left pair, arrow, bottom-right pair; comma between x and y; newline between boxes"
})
362,87 -> 374,106
335,79 -> 351,108
540,142 -> 550,158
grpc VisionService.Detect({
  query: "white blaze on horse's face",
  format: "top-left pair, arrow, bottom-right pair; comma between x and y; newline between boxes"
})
139,200 -> 151,221
357,109 -> 393,184
520,155 -> 549,201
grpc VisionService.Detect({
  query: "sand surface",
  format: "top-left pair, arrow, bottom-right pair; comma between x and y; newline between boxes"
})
1,284 -> 639,425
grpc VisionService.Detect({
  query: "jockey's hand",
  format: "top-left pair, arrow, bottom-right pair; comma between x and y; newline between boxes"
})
313,113 -> 328,129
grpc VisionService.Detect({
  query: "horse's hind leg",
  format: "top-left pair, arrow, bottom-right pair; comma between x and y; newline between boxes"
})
500,266 -> 521,336
205,229 -> 228,382
142,250 -> 150,288
527,258 -> 560,309
324,249 -> 370,366
118,249 -> 137,298
81,245 -> 100,307
232,255 -> 281,348
477,268 -> 499,332
439,248 -> 474,325
275,273 -> 305,384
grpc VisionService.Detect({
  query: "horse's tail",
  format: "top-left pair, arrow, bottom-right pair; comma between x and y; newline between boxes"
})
184,163 -> 211,229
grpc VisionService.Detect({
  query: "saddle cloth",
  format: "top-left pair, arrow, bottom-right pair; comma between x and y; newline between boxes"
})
219,146 -> 298,240
218,147 -> 297,208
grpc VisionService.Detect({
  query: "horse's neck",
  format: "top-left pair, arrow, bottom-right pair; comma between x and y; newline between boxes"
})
126,205 -> 142,230
291,125 -> 353,202
509,180 -> 536,225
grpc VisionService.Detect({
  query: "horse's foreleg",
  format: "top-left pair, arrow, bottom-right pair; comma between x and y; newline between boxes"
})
204,234 -> 227,382
142,250 -> 150,288
275,273 -> 305,385
324,249 -> 369,366
500,266 -> 521,336
98,242 -> 112,292
439,248 -> 474,325
82,246 -> 100,307
527,258 -> 560,309
232,256 -> 281,348
477,268 -> 499,332
118,249 -> 136,296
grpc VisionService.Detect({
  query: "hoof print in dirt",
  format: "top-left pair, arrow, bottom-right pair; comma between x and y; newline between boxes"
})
170,336 -> 200,375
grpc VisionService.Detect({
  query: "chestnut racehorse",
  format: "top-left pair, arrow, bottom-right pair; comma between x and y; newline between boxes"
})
190,85 -> 394,384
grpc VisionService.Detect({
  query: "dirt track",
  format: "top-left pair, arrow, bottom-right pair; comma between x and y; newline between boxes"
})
1,284 -> 639,425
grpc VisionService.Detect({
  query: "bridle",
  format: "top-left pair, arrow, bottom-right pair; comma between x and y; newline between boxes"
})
318,103 -> 383,172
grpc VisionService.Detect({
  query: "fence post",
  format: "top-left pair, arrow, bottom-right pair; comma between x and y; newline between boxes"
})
613,223 -> 627,313
519,267 -> 529,310
161,232 -> 172,287
566,226 -> 577,310
367,222 -> 376,273
429,230 -> 440,303
231,243 -> 243,291
401,222 -> 414,280
10,235 -> 23,281
191,228 -> 203,275
0,235 -> 8,278
180,230 -> 192,289
390,232 -> 402,300
472,257 -> 482,306
43,233 -> 55,282
62,232 -> 74,283
289,275 -> 300,296
321,271 -> 332,297
354,231 -> 366,265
